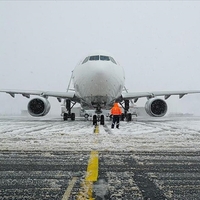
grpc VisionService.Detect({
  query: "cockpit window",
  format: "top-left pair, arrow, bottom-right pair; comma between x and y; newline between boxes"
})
82,55 -> 117,64
100,55 -> 110,61
82,57 -> 89,64
110,57 -> 117,64
89,55 -> 99,61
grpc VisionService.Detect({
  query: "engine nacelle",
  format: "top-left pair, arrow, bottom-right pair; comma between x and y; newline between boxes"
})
145,98 -> 167,117
27,97 -> 51,117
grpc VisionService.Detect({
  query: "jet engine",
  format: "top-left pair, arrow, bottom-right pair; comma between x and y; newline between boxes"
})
145,98 -> 167,117
27,97 -> 51,117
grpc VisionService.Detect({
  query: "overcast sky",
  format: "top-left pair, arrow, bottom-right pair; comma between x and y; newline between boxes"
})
0,1 -> 200,115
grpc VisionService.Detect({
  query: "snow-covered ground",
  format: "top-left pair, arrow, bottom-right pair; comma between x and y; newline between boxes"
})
0,116 -> 200,152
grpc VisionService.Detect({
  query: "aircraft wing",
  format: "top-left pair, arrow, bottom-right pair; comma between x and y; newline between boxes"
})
121,90 -> 200,102
0,89 -> 77,102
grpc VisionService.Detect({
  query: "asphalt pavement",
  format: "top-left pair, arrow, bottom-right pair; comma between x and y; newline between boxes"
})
0,150 -> 200,200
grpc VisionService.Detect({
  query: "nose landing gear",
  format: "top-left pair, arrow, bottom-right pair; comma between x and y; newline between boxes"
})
92,105 -> 105,125
92,114 -> 105,125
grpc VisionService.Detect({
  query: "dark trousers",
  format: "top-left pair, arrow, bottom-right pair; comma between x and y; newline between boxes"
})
111,115 -> 120,128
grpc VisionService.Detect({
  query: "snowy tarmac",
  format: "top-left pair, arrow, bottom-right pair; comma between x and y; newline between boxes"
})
0,116 -> 200,199
1,115 -> 200,152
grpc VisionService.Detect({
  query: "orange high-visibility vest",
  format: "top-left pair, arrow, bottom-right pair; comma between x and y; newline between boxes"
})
111,103 -> 122,115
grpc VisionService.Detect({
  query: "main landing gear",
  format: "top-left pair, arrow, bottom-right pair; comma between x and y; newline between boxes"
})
120,100 -> 132,122
93,114 -> 105,125
63,99 -> 76,121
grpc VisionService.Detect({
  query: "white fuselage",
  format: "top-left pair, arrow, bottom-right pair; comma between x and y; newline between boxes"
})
72,52 -> 125,109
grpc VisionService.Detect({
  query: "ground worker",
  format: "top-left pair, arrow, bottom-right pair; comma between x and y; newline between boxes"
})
110,103 -> 122,129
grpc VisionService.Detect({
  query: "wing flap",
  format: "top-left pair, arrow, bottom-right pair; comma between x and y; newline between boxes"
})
121,90 -> 200,100
0,89 -> 76,100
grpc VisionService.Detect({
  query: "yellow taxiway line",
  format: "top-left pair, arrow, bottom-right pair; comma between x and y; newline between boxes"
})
85,151 -> 99,182
77,151 -> 99,199
63,125 -> 100,199
94,125 -> 99,134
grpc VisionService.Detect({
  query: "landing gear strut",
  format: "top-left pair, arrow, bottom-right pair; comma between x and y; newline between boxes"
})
125,100 -> 132,121
63,99 -> 76,121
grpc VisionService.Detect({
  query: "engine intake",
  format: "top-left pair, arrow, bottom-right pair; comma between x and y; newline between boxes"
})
28,97 -> 51,117
145,98 -> 167,117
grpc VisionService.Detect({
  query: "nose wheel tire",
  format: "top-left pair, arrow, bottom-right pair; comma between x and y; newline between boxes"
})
93,115 -> 97,125
100,115 -> 105,125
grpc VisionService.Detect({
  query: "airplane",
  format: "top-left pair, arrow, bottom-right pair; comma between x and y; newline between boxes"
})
1,50 -> 200,125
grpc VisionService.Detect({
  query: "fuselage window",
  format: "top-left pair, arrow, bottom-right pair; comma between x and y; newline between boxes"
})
100,55 -> 110,61
82,57 -> 89,64
110,57 -> 117,64
89,55 -> 99,61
